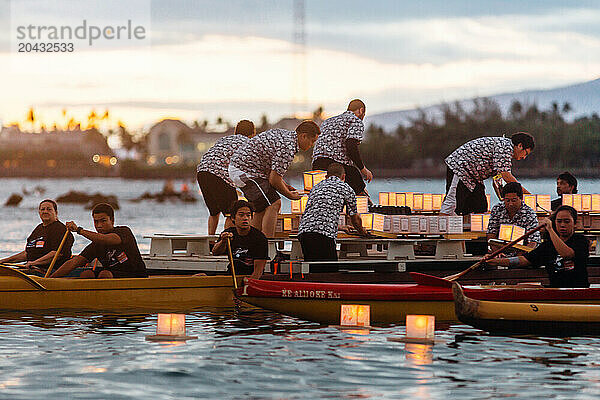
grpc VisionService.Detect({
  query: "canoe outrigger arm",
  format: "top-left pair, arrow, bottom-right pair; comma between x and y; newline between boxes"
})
0,265 -> 47,290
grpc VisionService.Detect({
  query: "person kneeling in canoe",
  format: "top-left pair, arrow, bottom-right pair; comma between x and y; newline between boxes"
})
211,200 -> 268,280
50,203 -> 148,278
297,162 -> 370,270
0,199 -> 74,274
486,205 -> 589,288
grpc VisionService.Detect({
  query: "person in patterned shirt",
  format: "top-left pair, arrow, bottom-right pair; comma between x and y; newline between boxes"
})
312,99 -> 373,196
229,120 -> 320,237
440,132 -> 535,216
197,120 -> 256,234
487,182 -> 541,252
298,162 -> 370,270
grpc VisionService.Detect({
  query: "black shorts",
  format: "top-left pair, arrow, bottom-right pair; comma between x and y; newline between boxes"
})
445,167 -> 488,215
312,157 -> 365,194
197,171 -> 238,216
239,177 -> 280,213
298,232 -> 338,271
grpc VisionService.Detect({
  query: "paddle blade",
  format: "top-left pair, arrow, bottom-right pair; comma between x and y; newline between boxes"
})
409,272 -> 453,288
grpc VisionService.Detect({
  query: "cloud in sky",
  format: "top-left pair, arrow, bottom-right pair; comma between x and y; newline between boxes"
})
0,0 -> 599,129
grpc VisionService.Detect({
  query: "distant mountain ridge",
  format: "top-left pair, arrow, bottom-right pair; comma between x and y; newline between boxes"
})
366,78 -> 600,132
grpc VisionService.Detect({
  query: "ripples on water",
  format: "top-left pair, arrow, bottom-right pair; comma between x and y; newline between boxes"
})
1,307 -> 600,399
3,178 -> 600,398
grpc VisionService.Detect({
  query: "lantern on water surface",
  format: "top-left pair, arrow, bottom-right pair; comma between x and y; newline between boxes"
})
146,314 -> 197,341
405,315 -> 435,340
340,304 -> 371,327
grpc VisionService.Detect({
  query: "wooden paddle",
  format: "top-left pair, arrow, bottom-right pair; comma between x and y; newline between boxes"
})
411,224 -> 545,287
44,229 -> 70,278
0,265 -> 46,290
226,236 -> 238,290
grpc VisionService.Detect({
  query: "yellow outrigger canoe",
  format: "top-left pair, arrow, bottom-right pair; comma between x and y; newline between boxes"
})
0,272 -> 243,312
453,283 -> 600,336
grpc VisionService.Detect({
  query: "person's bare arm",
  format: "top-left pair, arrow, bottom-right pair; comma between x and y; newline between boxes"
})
251,259 -> 266,280
66,221 -> 121,246
25,251 -> 56,268
349,214 -> 370,237
486,255 -> 531,268
212,231 -> 233,255
499,171 -> 530,194
542,218 -> 575,259
269,171 -> 301,200
0,251 -> 27,264
50,255 -> 88,278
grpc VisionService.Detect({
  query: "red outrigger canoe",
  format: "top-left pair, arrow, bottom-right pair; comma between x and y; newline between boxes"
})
236,278 -> 600,324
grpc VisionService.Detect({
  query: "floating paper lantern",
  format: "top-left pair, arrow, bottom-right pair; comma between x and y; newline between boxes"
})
340,304 -> 370,327
303,170 -> 327,192
406,315 -> 435,340
146,314 -> 197,341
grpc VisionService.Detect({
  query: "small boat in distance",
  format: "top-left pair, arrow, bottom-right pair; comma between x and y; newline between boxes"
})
452,282 -> 600,336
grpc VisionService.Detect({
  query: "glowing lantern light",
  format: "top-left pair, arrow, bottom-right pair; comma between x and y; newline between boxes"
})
379,192 -> 389,206
340,304 -> 370,327
404,192 -> 414,210
499,224 -> 525,244
283,217 -> 292,231
536,195 -> 551,212
146,314 -> 197,341
413,193 -> 424,211
303,170 -> 327,192
291,199 -> 301,213
572,194 -> 582,212
422,194 -> 433,212
396,193 -> 406,207
356,196 -> 369,214
523,194 -> 536,210
388,192 -> 397,206
360,213 -> 374,230
301,195 -> 309,212
406,315 -> 435,340
582,194 -> 592,212
486,194 -> 491,212
470,214 -> 484,232
562,194 -> 573,207
432,194 -> 444,211
592,194 -> 600,212
372,213 -> 385,232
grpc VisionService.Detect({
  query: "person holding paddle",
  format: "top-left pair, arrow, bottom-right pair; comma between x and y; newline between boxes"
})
211,200 -> 268,280
440,132 -> 534,215
486,205 -> 589,288
197,120 -> 256,235
50,203 -> 147,279
0,199 -> 74,274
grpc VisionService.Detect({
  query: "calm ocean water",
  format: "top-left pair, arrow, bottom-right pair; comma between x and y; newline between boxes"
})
1,177 -> 600,399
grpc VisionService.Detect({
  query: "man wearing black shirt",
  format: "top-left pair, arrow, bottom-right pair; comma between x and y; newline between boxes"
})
51,203 -> 147,278
211,200 -> 268,279
487,205 -> 589,287
1,199 -> 74,273
551,171 -> 578,211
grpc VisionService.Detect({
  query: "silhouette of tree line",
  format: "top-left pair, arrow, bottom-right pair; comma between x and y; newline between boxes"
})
361,99 -> 600,173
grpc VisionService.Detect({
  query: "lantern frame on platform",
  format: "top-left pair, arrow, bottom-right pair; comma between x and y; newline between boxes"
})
498,224 -> 525,244
303,170 -> 327,192
356,196 -> 369,214
360,213 -> 374,230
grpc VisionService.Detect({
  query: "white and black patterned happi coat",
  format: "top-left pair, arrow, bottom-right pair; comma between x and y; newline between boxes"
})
298,176 -> 358,239
487,202 -> 541,245
197,134 -> 251,186
312,111 -> 364,166
230,128 -> 299,180
445,136 -> 514,191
